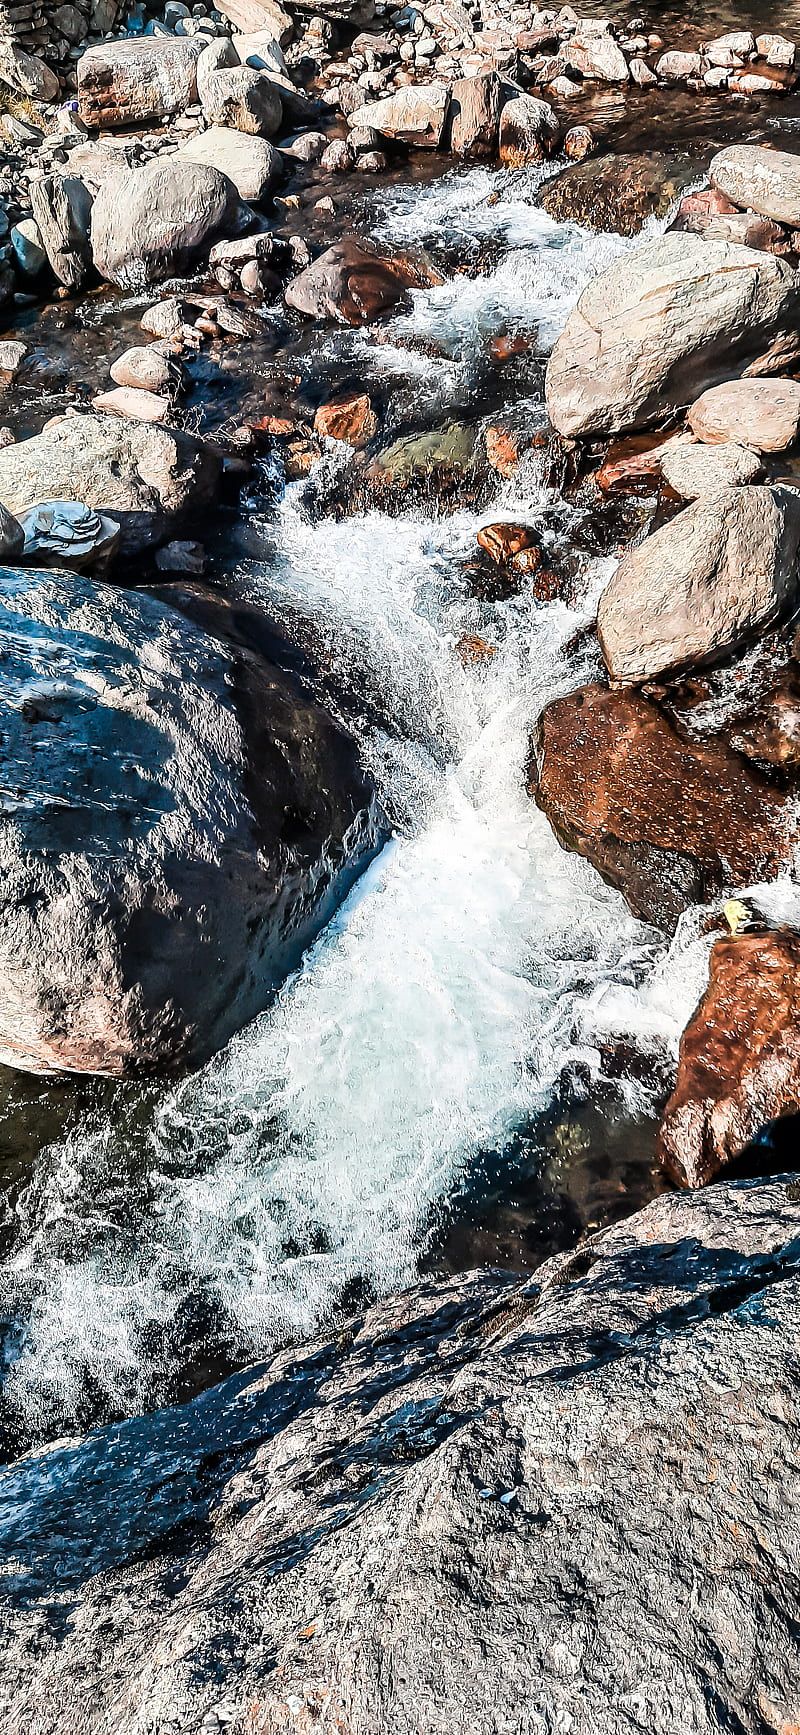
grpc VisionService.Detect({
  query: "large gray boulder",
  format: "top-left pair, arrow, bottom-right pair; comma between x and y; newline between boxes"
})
3,1177 -> 800,1732
90,157 -> 241,290
598,484 -> 800,684
77,36 -> 204,128
0,414 -> 220,556
711,143 -> 800,227
546,231 -> 800,437
0,568 -> 377,1078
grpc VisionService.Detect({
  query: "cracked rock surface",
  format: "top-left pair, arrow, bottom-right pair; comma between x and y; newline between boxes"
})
3,1175 -> 800,1733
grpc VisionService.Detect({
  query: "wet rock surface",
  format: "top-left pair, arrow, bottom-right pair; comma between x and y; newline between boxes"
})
3,1177 -> 800,1734
0,566 -> 378,1076
659,932 -> 800,1186
531,683 -> 794,928
540,151 -> 697,236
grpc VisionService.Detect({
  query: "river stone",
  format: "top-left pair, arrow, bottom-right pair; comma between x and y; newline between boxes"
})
4,1177 -> 800,1731
598,486 -> 800,685
540,152 -> 697,237
93,386 -> 171,424
660,440 -> 763,498
545,231 -> 800,438
448,70 -> 501,158
0,415 -> 220,556
711,144 -> 800,227
29,174 -> 93,292
0,40 -> 59,102
177,126 -> 281,202
0,567 -> 377,1078
214,0 -> 293,38
77,36 -> 204,128
19,500 -> 121,575
109,346 -> 173,395
659,930 -> 800,1187
687,378 -> 800,453
91,158 -> 240,291
531,683 -> 792,927
200,63 -> 283,136
285,236 -> 438,324
347,81 -> 451,147
565,29 -> 629,80
498,94 -> 559,166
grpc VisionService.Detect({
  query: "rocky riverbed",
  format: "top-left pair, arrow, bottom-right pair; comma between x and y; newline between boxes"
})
3,0 -> 800,1726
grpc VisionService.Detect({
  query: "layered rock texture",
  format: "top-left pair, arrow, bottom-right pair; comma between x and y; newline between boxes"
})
3,1177 -> 800,1734
545,233 -> 800,437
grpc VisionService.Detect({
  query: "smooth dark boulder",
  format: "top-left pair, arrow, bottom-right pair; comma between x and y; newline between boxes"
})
659,929 -> 800,1186
3,1177 -> 800,1732
531,683 -> 793,927
0,567 -> 378,1077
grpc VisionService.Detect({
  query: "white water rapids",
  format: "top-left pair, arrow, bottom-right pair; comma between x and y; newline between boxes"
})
0,165 -> 734,1440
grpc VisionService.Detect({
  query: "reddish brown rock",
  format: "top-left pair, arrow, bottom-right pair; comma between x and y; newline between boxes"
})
658,929 -> 800,1186
285,238 -> 439,326
596,431 -> 682,494
314,393 -> 377,448
531,684 -> 793,927
448,71 -> 501,159
484,423 -> 526,477
477,522 -> 541,568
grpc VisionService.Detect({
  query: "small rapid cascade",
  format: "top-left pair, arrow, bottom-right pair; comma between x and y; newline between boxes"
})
0,167 -> 720,1448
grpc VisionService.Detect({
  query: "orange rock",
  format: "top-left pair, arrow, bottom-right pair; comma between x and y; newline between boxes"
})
314,393 -> 378,449
484,424 -> 522,477
490,332 -> 531,363
457,632 -> 497,666
658,929 -> 800,1187
477,521 -> 541,567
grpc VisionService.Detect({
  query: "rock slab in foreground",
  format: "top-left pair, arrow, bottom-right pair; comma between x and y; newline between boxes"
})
0,414 -> 220,555
597,485 -> 800,685
659,929 -> 800,1187
3,1178 -> 800,1733
0,568 -> 377,1077
531,683 -> 792,927
546,232 -> 800,437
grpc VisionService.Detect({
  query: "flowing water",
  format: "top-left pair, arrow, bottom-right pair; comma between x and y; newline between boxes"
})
0,151 -> 793,1454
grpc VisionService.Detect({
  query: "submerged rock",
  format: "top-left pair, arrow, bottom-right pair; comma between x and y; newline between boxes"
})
285,236 -> 438,324
4,1178 -> 800,1732
546,232 -> 800,438
540,152 -> 697,237
0,568 -> 378,1077
0,415 -> 220,556
597,486 -> 800,685
531,684 -> 792,927
658,931 -> 800,1187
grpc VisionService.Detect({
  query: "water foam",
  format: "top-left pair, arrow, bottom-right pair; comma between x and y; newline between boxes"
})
0,171 -> 708,1440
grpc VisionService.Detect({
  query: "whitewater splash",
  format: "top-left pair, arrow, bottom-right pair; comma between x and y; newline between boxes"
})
0,167 -> 715,1442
